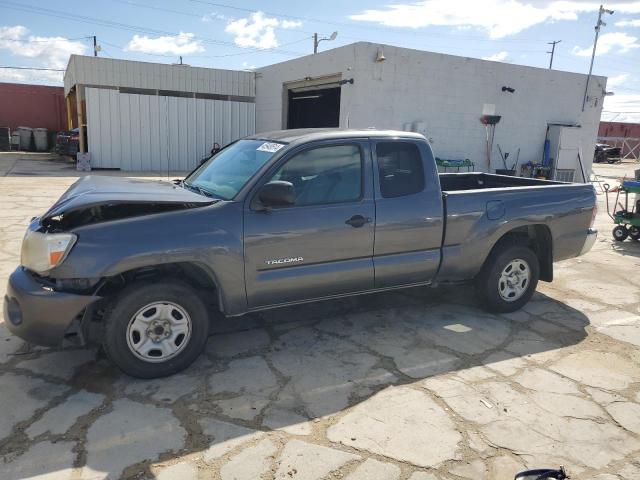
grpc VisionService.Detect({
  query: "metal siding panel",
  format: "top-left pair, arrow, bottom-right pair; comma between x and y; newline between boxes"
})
119,94 -> 132,171
108,89 -> 120,168
222,101 -> 231,146
168,97 -> 181,171
205,100 -> 215,152
85,88 -> 101,168
187,97 -> 197,171
248,102 -> 256,135
196,98 -> 207,160
231,101 -> 240,140
99,89 -> 113,168
214,100 -> 223,147
139,94 -> 151,171
149,95 -> 161,171
158,96 -> 170,173
129,94 -> 141,171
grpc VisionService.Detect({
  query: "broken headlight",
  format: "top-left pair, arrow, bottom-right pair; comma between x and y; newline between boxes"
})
21,230 -> 77,273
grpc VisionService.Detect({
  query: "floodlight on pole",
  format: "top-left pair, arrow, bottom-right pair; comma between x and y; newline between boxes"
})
313,31 -> 338,53
581,5 -> 614,111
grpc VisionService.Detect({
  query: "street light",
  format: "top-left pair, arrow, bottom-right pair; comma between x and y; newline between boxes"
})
313,31 -> 337,53
581,5 -> 614,111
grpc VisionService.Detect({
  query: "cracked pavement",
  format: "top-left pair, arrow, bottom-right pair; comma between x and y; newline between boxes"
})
1,153 -> 639,479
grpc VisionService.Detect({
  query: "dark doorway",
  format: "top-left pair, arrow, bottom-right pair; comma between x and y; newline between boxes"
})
287,87 -> 341,129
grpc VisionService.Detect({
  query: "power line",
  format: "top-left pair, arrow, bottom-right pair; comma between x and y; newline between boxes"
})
0,1 -> 306,57
0,66 -> 65,71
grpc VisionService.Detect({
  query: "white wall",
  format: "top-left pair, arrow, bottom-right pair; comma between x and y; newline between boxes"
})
256,42 -> 605,178
85,87 -> 255,171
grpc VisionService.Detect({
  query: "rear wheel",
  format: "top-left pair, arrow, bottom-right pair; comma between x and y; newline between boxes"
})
476,244 -> 539,313
613,225 -> 628,242
628,226 -> 640,241
102,281 -> 209,378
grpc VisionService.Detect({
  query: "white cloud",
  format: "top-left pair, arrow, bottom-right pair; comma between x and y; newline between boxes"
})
572,32 -> 640,56
224,12 -> 303,49
615,18 -> 640,27
201,12 -> 228,23
349,1 -> 640,38
0,25 -> 86,72
607,73 -> 630,88
482,51 -> 509,62
0,67 -> 63,84
225,12 -> 280,49
124,32 -> 204,55
602,93 -> 640,122
242,61 -> 257,70
281,19 -> 303,29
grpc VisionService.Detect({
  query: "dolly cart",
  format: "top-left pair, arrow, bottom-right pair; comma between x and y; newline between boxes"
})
603,180 -> 640,241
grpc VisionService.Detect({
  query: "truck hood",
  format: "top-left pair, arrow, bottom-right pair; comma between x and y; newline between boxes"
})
41,175 -> 215,230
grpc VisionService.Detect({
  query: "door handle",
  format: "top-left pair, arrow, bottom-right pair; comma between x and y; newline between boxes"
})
345,215 -> 371,228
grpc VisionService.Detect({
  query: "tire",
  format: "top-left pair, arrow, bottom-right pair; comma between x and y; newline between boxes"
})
102,281 -> 209,378
628,226 -> 640,241
613,225 -> 628,242
476,243 -> 539,313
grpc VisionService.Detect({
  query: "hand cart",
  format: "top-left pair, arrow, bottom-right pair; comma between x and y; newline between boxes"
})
436,158 -> 475,172
603,180 -> 640,241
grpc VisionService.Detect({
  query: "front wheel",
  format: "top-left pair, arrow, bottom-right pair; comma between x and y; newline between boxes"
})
613,225 -> 628,242
476,244 -> 539,313
102,281 -> 210,378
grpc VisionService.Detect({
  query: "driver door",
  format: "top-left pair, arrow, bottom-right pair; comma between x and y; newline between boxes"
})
243,139 -> 375,308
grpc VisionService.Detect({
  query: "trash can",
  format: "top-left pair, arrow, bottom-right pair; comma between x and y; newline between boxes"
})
17,126 -> 33,151
33,128 -> 48,151
0,127 -> 9,151
11,131 -> 20,150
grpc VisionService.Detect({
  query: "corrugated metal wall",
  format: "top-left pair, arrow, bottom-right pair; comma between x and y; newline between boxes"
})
85,87 -> 255,171
66,55 -> 254,97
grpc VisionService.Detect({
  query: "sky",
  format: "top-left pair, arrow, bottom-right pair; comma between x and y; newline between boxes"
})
1,0 -> 640,122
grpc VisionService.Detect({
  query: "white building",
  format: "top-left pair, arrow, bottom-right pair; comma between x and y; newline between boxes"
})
65,42 -> 606,180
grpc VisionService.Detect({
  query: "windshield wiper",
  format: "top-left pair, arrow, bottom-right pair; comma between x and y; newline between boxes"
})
182,181 -> 218,199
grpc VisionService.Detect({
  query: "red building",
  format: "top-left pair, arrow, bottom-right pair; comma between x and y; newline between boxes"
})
598,121 -> 640,160
599,121 -> 640,138
0,82 -> 68,132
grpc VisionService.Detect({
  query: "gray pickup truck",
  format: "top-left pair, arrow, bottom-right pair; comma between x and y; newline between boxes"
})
4,129 -> 597,378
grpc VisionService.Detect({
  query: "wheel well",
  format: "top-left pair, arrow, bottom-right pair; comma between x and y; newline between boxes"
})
83,262 -> 220,343
490,225 -> 553,282
99,262 -> 219,297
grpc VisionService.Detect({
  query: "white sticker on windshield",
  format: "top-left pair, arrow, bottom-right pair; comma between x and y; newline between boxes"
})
257,142 -> 285,153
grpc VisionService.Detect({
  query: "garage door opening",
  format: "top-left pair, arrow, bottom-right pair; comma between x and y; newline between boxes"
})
287,87 -> 341,129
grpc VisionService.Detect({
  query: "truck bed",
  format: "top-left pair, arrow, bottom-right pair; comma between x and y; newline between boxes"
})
439,172 -> 563,191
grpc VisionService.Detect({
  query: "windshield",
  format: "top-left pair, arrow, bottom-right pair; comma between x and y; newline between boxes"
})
186,139 -> 286,200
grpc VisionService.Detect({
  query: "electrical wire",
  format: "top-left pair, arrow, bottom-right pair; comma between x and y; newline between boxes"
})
0,66 -> 65,71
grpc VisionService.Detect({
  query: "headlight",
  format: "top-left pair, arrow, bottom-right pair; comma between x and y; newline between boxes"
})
21,231 -> 77,273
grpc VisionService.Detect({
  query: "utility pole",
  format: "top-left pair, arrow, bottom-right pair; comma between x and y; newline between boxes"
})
313,33 -> 318,54
547,40 -> 561,69
93,36 -> 98,57
582,5 -> 614,111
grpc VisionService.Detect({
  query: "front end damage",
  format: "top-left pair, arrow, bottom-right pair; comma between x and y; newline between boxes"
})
4,176 -> 216,346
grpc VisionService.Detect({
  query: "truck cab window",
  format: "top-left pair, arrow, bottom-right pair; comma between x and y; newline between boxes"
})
270,144 -> 362,206
377,142 -> 425,198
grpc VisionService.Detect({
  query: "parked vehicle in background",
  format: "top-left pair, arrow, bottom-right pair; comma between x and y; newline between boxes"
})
4,129 -> 597,378
594,143 -> 621,163
54,128 -> 80,158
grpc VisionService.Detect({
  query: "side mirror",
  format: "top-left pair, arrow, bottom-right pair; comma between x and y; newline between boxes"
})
258,181 -> 295,207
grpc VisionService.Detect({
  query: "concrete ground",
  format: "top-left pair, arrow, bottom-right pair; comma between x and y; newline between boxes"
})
1,152 -> 639,480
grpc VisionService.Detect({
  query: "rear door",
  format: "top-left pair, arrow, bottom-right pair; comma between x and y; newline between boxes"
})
243,139 -> 375,307
372,139 -> 444,288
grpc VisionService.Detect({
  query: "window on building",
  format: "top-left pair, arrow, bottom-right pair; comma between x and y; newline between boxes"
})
377,142 -> 425,198
269,144 -> 362,206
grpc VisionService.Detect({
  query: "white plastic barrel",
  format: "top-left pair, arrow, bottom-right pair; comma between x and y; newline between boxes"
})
33,128 -> 48,151
17,126 -> 33,150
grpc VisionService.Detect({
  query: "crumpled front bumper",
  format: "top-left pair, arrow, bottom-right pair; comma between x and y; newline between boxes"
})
3,267 -> 100,346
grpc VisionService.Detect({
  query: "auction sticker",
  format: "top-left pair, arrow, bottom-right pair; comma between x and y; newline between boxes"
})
257,142 -> 285,153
